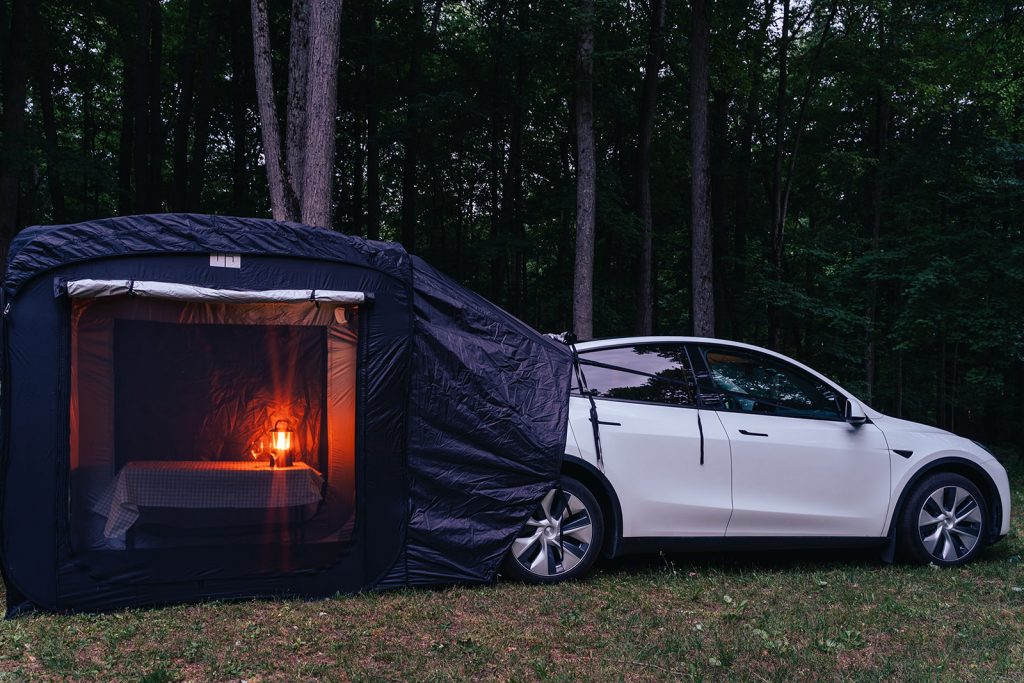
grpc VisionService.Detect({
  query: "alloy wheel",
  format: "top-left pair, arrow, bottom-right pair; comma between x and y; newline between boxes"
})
511,487 -> 594,577
917,485 -> 983,562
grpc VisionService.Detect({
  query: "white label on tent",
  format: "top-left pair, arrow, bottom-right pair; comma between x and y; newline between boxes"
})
210,253 -> 242,269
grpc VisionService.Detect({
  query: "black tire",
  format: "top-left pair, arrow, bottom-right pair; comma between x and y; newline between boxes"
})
501,475 -> 605,583
897,472 -> 988,567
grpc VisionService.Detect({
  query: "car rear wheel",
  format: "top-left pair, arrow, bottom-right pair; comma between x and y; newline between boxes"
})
501,476 -> 604,583
898,472 -> 988,567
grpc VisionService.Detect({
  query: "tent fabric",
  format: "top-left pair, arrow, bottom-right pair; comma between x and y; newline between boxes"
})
1,213 -> 572,614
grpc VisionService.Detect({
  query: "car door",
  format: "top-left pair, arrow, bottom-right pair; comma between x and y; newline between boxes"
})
569,344 -> 732,537
692,344 -> 891,538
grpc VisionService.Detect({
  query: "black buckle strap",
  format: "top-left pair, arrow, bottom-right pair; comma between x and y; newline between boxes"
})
564,333 -> 604,472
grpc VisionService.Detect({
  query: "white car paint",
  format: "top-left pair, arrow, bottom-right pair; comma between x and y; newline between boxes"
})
564,336 -> 1012,545
713,409 -> 891,537
568,399 -> 732,536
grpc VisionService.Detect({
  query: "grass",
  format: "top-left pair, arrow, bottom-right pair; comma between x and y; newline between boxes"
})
1,457 -> 1021,682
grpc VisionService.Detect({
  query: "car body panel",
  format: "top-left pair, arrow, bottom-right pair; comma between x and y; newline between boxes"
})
567,398 -> 732,536
564,336 -> 1012,547
874,414 -> 1012,536
714,410 -> 891,536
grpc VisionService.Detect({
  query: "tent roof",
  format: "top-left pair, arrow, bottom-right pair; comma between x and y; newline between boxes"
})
4,214 -> 410,298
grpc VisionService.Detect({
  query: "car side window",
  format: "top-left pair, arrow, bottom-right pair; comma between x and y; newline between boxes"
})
574,345 -> 697,407
699,346 -> 842,419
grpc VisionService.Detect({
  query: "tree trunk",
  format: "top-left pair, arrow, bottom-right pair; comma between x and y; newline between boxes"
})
634,0 -> 665,336
286,0 -> 309,203
689,0 -> 714,337
503,0 -> 529,316
117,11 -> 136,215
250,0 -> 294,221
171,0 -> 201,211
364,2 -> 380,239
351,109 -> 365,231
401,1 -> 425,251
865,85 -> 890,404
400,0 -> 443,250
132,0 -> 152,210
0,0 -> 40,268
230,0 -> 251,213
710,87 -> 730,337
572,0 -> 596,340
557,127 -> 573,324
487,1 -> 507,302
0,0 -> 9,79
768,0 -> 791,349
401,68 -> 421,250
365,0 -> 380,239
299,0 -> 343,229
188,7 -> 220,211
37,64 -> 66,223
937,331 -> 946,428
454,146 -> 466,280
147,0 -> 164,210
732,0 -> 773,338
81,27 -> 99,216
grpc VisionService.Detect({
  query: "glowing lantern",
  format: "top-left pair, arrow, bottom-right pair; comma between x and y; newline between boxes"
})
270,420 -> 295,467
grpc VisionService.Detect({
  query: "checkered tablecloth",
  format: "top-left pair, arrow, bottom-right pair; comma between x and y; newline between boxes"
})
94,461 -> 325,541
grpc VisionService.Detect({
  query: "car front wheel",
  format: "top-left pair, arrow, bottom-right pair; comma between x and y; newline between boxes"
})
501,476 -> 604,583
898,472 -> 988,567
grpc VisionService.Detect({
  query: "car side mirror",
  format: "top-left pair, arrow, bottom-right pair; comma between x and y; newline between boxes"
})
845,399 -> 868,426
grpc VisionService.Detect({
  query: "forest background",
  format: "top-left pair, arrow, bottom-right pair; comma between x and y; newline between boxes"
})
1,0 -> 1022,449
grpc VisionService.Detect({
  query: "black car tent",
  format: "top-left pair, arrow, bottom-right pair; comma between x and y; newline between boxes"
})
0,214 -> 571,615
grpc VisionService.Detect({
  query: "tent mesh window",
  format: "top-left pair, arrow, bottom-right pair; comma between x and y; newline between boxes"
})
68,295 -> 358,572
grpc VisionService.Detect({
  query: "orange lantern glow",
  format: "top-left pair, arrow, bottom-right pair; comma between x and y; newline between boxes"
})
270,420 -> 295,467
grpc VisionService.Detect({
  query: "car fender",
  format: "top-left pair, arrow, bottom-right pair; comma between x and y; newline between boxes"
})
884,453 -> 1006,543
560,453 -> 624,558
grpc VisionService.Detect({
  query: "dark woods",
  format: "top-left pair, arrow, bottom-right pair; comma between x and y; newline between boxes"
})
0,0 -> 1022,448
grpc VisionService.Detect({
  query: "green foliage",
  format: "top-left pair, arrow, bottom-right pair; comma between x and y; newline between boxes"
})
3,0 -> 1023,446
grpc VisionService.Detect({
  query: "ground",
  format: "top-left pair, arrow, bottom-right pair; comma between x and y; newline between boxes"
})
0,457 -> 1021,682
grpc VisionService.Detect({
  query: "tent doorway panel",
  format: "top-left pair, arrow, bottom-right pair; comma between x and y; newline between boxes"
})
69,294 -> 359,578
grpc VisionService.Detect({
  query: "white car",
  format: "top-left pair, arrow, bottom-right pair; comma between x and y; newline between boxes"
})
502,337 -> 1012,582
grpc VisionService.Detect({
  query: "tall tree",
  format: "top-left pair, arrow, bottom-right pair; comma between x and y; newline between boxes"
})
36,62 -> 66,223
147,0 -> 163,209
250,0 -> 343,227
171,0 -> 201,211
286,0 -> 310,206
503,0 -> 530,316
116,9 -> 136,215
131,0 -> 160,212
364,0 -> 380,239
300,0 -> 343,228
0,0 -> 40,267
731,0 -> 774,338
767,0 -> 791,349
188,6 -> 221,210
400,0 -> 443,252
634,0 -> 666,336
230,0 -> 252,213
690,0 -> 714,337
251,0 -> 295,221
865,7 -> 892,404
572,0 -> 596,340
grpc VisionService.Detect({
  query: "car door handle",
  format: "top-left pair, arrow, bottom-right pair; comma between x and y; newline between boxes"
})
739,429 -> 768,437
